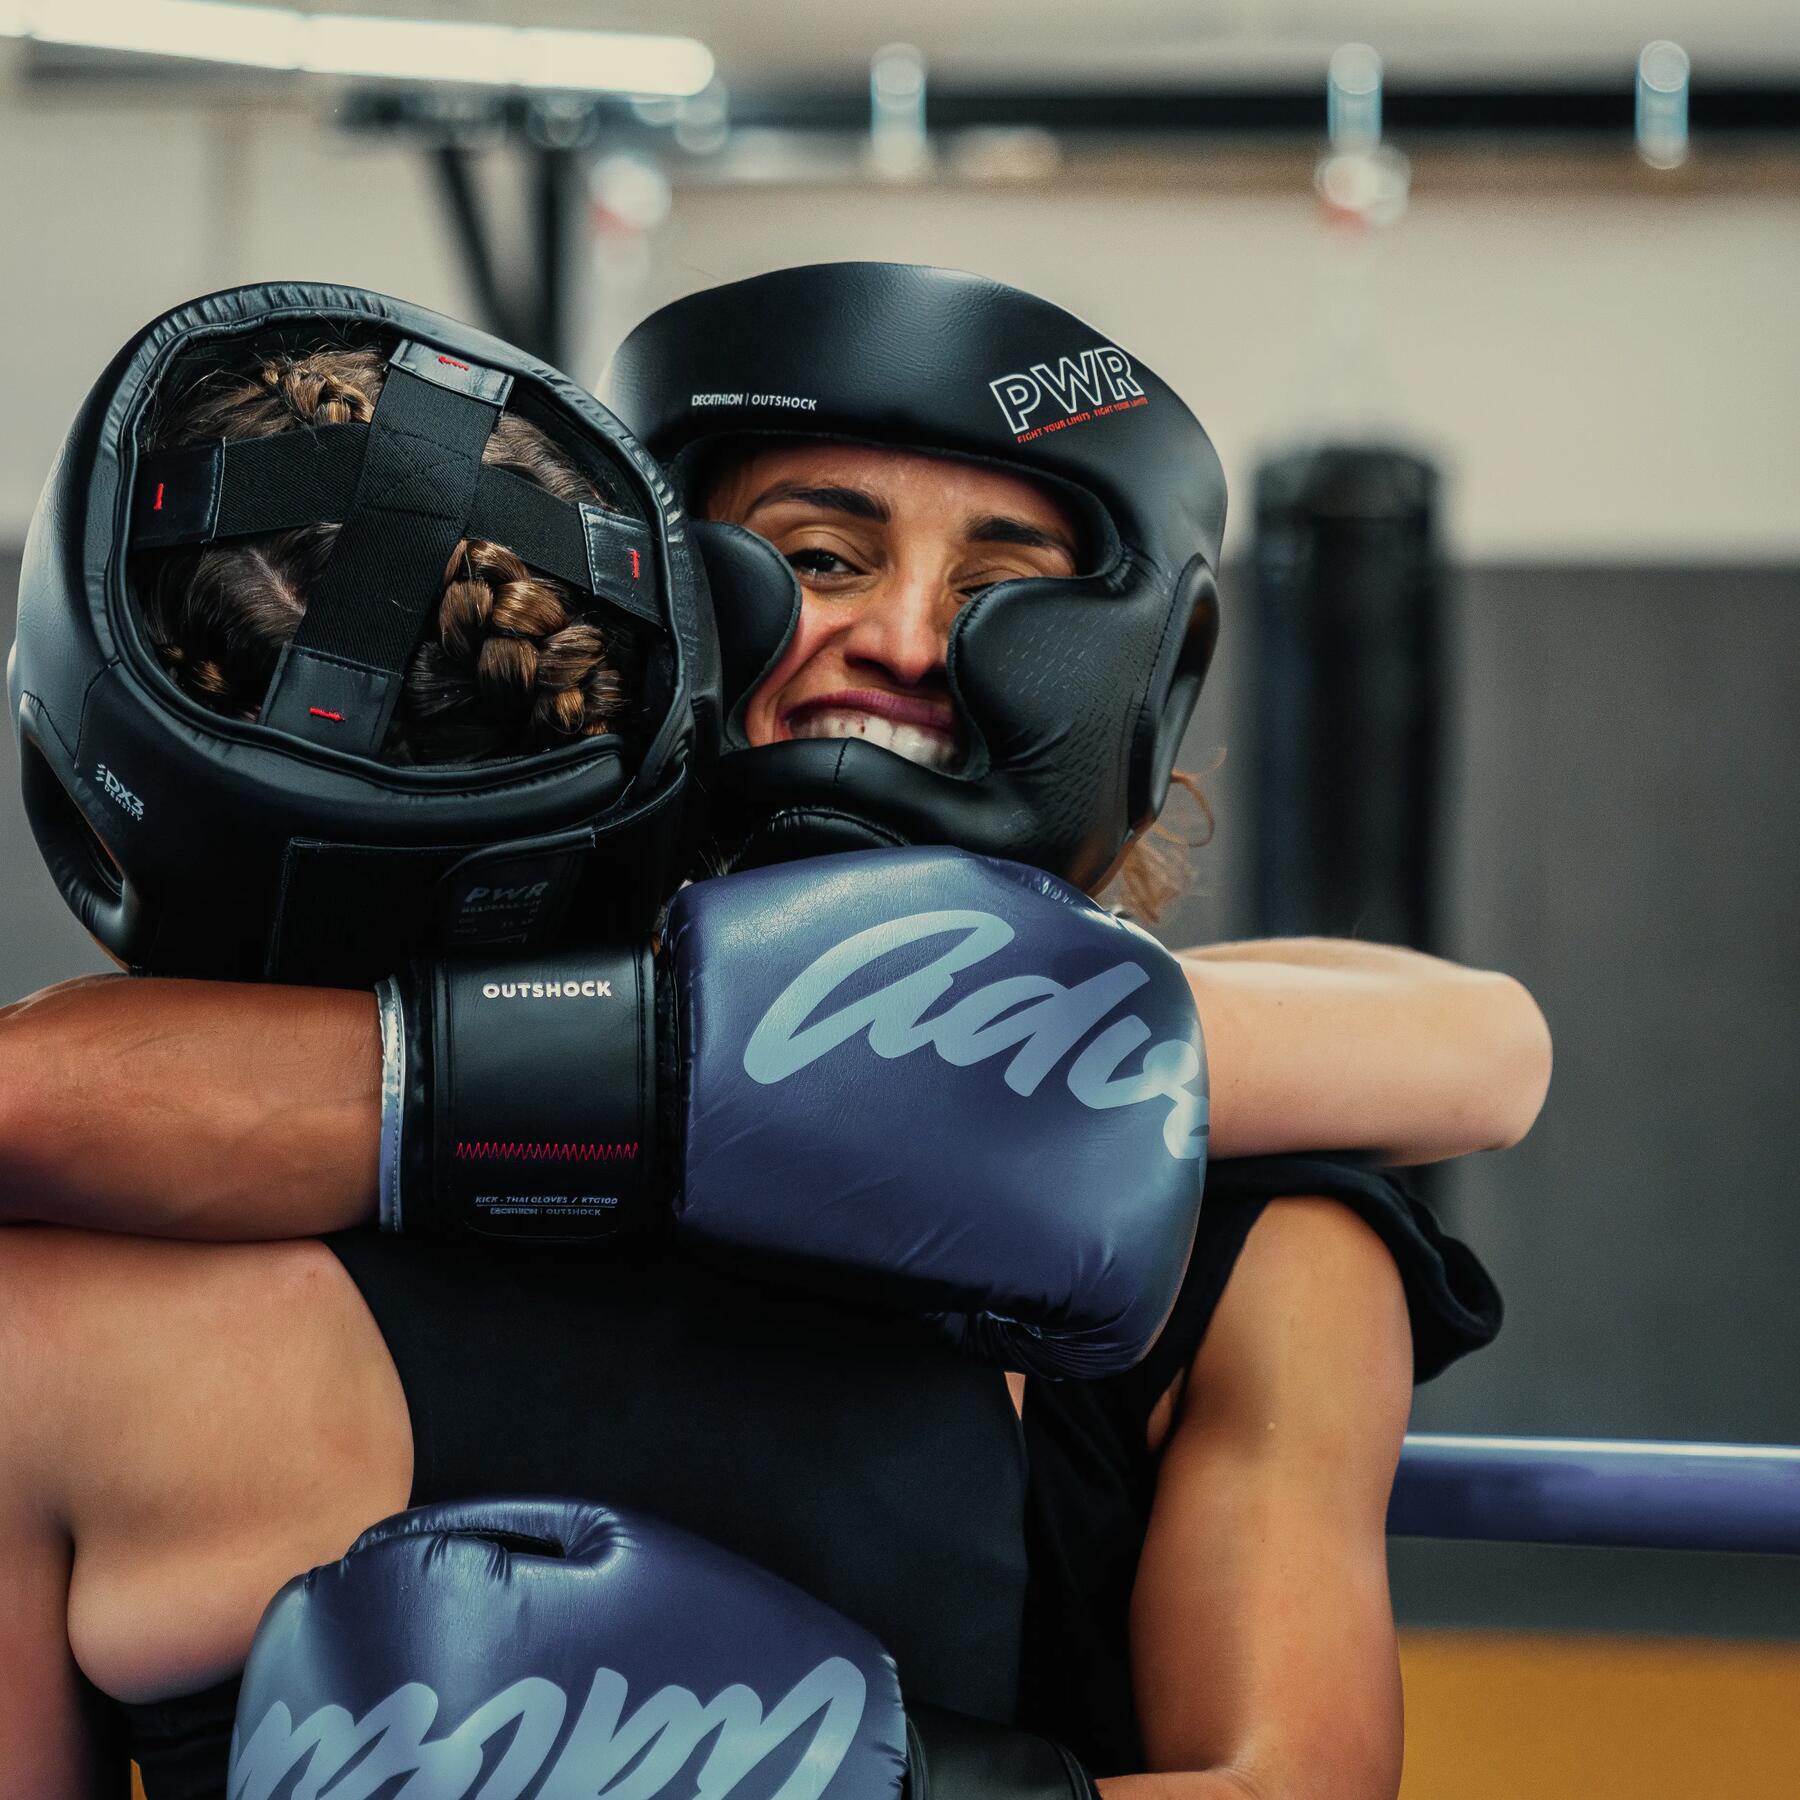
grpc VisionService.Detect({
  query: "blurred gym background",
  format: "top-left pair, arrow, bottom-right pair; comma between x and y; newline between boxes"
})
1,5 -> 1796,1794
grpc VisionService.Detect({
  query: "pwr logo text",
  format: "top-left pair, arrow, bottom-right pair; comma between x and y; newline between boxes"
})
988,346 -> 1147,438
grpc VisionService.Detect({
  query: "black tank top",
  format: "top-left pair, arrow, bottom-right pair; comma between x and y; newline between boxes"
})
122,1156 -> 1499,1795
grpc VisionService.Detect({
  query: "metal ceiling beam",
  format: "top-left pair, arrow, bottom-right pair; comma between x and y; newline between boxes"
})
343,80 -> 1800,145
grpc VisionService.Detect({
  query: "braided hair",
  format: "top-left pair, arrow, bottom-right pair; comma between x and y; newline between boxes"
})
138,346 -> 641,763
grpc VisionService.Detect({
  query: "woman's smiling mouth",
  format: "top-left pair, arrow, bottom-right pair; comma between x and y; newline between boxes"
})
781,689 -> 962,773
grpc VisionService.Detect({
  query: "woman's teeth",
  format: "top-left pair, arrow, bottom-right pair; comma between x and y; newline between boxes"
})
787,708 -> 961,772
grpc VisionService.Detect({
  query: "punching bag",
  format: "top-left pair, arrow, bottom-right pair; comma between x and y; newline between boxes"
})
1250,444 -> 1445,949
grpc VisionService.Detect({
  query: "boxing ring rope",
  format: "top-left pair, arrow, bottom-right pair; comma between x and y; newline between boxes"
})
1390,1435 -> 1800,1556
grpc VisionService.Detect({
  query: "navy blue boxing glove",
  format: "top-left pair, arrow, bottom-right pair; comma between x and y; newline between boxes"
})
229,1498 -> 909,1800
385,847 -> 1207,1378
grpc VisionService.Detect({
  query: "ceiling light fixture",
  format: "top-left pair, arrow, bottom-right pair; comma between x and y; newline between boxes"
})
0,2 -> 715,98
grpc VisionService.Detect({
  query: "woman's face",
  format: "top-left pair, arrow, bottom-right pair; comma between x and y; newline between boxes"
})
706,441 -> 1079,772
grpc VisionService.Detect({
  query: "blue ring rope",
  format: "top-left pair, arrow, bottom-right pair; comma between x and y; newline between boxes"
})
1391,1434 -> 1800,1555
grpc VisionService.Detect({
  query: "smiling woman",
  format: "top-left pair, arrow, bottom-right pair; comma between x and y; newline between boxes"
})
609,263 -> 1232,912
708,440 -> 1082,780
704,434 -> 1213,920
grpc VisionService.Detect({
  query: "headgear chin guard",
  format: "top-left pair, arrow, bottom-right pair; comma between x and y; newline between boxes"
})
9,282 -> 718,985
607,261 -> 1226,891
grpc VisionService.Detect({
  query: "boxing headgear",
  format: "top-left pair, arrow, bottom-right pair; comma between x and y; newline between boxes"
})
607,261 -> 1226,890
10,282 -> 718,984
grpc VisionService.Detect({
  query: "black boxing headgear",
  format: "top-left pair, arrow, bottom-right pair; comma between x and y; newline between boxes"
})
607,261 -> 1226,889
9,282 -> 718,984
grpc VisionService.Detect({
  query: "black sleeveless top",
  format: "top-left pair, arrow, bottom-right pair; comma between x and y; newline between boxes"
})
121,1155 -> 1500,1795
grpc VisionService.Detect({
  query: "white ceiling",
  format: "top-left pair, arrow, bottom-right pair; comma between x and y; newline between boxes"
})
23,1 -> 1800,87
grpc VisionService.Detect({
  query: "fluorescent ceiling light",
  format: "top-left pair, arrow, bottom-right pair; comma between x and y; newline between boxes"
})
26,0 -> 299,69
301,16 -> 509,84
0,3 -> 716,98
516,28 -> 716,98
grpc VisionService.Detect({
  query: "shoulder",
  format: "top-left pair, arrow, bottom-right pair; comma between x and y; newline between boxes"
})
0,1228 -> 410,1701
1185,1197 -> 1413,1441
1141,1191 -> 1417,1460
0,1227 -> 404,1547
1120,1155 -> 1500,1453
1192,1155 -> 1500,1381
0,1226 -> 346,1361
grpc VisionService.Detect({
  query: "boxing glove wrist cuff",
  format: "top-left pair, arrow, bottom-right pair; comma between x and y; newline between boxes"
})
386,944 -> 661,1243
905,1704 -> 1101,1800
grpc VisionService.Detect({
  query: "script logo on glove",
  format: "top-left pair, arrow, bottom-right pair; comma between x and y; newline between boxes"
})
743,909 -> 1206,1159
231,1657 -> 868,1800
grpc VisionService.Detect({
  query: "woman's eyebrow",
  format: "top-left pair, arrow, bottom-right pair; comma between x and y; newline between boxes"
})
965,514 -> 1077,558
746,481 -> 891,522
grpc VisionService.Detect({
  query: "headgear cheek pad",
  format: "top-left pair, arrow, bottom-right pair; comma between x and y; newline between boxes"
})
607,261 -> 1226,890
9,282 -> 720,985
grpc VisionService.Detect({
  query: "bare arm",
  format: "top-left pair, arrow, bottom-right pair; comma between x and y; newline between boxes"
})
0,975 -> 378,1238
0,927 -> 1549,1239
0,1464 -> 125,1800
1183,941 -> 1551,1164
1109,1196 -> 1416,1800
0,1233 -> 133,1797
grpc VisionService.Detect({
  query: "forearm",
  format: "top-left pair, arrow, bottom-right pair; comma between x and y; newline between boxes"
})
0,975 -> 379,1238
1187,935 -> 1462,975
1182,942 -> 1551,1164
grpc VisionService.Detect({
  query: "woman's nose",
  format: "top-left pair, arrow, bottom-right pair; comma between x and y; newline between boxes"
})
837,566 -> 960,689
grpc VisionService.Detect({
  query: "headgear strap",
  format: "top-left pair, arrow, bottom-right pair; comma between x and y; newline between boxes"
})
130,339 -> 663,758
261,342 -> 503,753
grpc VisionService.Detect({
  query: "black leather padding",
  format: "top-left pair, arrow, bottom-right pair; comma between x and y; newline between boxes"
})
610,263 -> 1225,577
690,519 -> 801,732
607,262 -> 1227,888
10,280 -> 715,982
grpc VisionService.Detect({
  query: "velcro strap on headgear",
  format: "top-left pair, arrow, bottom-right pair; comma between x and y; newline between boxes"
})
135,430 -> 660,633
255,341 -> 505,754
130,339 -> 667,758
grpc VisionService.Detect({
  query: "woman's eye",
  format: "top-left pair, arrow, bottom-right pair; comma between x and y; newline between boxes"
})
786,547 -> 859,578
957,571 -> 1023,600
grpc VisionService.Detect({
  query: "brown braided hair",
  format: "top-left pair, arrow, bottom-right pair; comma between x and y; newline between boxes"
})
137,346 -> 641,763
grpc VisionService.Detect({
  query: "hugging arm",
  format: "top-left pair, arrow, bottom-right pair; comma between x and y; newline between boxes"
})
1109,1196 -> 1415,1800
0,926 -> 1547,1243
0,974 -> 380,1238
1186,940 -> 1551,1165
